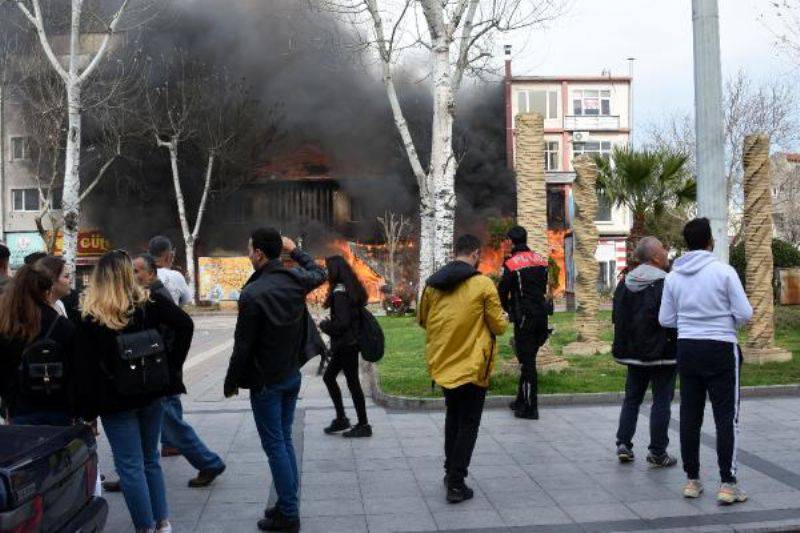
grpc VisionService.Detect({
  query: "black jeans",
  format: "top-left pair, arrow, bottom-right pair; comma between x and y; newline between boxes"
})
678,340 -> 742,483
443,383 -> 487,484
323,344 -> 368,425
615,364 -> 677,456
514,324 -> 541,412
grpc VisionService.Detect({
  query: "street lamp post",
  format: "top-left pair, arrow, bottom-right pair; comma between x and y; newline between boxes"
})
692,0 -> 728,263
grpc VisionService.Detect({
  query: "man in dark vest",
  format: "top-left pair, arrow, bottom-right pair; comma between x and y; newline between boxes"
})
498,226 -> 550,420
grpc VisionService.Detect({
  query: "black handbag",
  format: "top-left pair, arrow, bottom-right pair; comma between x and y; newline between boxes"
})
113,309 -> 169,396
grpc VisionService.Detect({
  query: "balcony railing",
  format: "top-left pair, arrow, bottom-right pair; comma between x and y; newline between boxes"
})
564,115 -> 622,130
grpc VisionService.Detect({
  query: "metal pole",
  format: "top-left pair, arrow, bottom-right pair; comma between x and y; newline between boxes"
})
627,57 -> 635,147
692,0 -> 728,263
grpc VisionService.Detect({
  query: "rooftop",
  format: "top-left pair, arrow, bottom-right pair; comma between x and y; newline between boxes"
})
511,75 -> 631,83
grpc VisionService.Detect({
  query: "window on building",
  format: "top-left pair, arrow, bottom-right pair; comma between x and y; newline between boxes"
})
547,186 -> 567,230
545,141 -> 559,171
573,140 -> 613,160
12,188 -> 41,212
597,260 -> 617,292
517,90 -> 558,119
595,193 -> 613,222
11,137 -> 31,161
572,90 -> 611,116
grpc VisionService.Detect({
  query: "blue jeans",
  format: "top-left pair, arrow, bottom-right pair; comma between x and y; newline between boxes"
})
11,411 -> 72,426
102,399 -> 169,529
251,371 -> 301,519
161,395 -> 224,472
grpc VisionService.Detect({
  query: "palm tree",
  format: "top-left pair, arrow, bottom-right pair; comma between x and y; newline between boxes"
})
594,146 -> 695,267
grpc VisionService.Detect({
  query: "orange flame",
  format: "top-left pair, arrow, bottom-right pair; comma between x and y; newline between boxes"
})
307,240 -> 385,305
478,243 -> 510,276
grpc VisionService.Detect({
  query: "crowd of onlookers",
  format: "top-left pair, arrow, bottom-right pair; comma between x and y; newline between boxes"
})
0,216 -> 755,532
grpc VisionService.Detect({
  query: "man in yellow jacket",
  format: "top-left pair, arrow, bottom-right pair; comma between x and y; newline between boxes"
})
418,234 -> 508,504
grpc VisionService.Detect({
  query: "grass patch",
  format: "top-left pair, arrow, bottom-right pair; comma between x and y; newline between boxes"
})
376,308 -> 800,397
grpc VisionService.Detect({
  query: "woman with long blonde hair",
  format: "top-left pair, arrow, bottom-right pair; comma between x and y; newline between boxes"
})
73,250 -> 194,533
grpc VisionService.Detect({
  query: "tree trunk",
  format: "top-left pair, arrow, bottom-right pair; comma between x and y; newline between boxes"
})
429,37 -> 456,271
627,211 -> 646,269
0,79 -> 5,242
61,80 -> 82,279
164,138 -> 196,304
418,196 -> 436,296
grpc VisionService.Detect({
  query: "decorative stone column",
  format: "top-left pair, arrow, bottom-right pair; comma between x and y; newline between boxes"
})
514,113 -> 568,372
563,155 -> 611,356
742,134 -> 792,364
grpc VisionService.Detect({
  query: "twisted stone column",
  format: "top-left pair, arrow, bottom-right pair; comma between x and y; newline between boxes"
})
514,113 -> 567,372
563,155 -> 611,356
742,134 -> 791,364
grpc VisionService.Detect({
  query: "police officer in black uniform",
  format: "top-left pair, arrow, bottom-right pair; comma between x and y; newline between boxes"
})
498,226 -> 551,419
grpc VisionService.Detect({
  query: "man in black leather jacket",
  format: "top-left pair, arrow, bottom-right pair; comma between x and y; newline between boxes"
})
224,228 -> 326,533
498,226 -> 550,420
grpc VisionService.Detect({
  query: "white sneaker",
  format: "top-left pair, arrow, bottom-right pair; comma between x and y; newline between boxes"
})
682,479 -> 704,498
717,482 -> 747,505
156,521 -> 172,533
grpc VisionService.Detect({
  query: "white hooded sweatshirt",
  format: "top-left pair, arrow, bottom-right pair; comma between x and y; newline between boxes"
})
658,250 -> 753,344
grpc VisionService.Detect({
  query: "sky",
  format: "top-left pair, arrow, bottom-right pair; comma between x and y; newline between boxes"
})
505,0 -> 796,140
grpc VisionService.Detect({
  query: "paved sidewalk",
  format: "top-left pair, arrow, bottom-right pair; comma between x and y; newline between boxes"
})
99,316 -> 800,532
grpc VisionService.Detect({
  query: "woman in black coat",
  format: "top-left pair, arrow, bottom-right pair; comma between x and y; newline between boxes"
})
72,250 -> 193,533
320,255 -> 372,438
0,264 -> 75,425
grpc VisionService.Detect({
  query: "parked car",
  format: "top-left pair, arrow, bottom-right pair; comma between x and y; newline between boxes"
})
0,424 -> 107,532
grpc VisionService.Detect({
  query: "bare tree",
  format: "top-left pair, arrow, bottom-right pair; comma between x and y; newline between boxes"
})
378,211 -> 411,287
8,29 -> 143,254
11,0 -> 133,279
146,50 -> 275,302
645,71 -> 798,240
320,0 -> 564,284
771,153 -> 800,245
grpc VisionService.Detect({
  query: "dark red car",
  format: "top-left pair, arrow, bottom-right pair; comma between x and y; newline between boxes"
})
0,424 -> 107,533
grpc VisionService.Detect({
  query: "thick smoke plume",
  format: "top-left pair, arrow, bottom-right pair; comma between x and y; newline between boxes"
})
87,0 -> 514,257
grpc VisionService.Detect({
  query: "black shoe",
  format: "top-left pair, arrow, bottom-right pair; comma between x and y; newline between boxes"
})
264,505 -> 278,519
514,408 -> 539,420
617,444 -> 634,463
188,464 -> 226,488
257,509 -> 300,532
446,483 -> 474,504
324,417 -> 351,434
508,400 -> 517,411
102,479 -> 121,493
343,423 -> 372,438
647,452 -> 677,468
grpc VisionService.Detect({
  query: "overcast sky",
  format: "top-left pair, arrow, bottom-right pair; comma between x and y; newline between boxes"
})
505,0 -> 795,139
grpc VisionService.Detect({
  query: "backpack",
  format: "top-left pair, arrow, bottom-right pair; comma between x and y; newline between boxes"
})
357,308 -> 385,363
19,318 -> 65,397
111,308 -> 169,396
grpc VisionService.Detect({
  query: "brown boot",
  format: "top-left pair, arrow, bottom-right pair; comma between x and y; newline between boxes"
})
188,464 -> 226,488
161,446 -> 181,458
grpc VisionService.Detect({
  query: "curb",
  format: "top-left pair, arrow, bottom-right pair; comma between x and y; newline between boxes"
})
363,363 -> 800,411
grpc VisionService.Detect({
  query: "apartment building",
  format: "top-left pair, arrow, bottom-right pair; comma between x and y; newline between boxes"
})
505,55 -> 632,293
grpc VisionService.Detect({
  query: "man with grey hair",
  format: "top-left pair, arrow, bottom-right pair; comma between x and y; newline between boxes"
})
612,236 -> 678,467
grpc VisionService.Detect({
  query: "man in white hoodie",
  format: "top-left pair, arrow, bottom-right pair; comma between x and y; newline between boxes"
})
659,218 -> 753,505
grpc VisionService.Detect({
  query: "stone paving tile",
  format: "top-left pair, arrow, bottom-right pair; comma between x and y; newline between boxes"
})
497,505 -> 574,527
627,498 -> 706,519
299,497 -> 365,518
362,495 -> 429,515
432,508 -> 506,530
562,502 -> 640,523
298,515 -> 369,533
365,512 -> 438,533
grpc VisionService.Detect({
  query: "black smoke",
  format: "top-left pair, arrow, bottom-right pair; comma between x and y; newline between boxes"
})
85,0 -> 514,257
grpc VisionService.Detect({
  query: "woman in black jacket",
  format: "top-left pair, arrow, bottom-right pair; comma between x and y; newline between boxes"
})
320,255 -> 372,438
73,250 -> 194,533
0,264 -> 75,425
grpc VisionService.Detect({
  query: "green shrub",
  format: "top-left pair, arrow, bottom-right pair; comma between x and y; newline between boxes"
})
730,239 -> 800,289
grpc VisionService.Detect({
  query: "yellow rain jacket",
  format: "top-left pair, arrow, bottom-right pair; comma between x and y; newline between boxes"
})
418,261 -> 508,389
